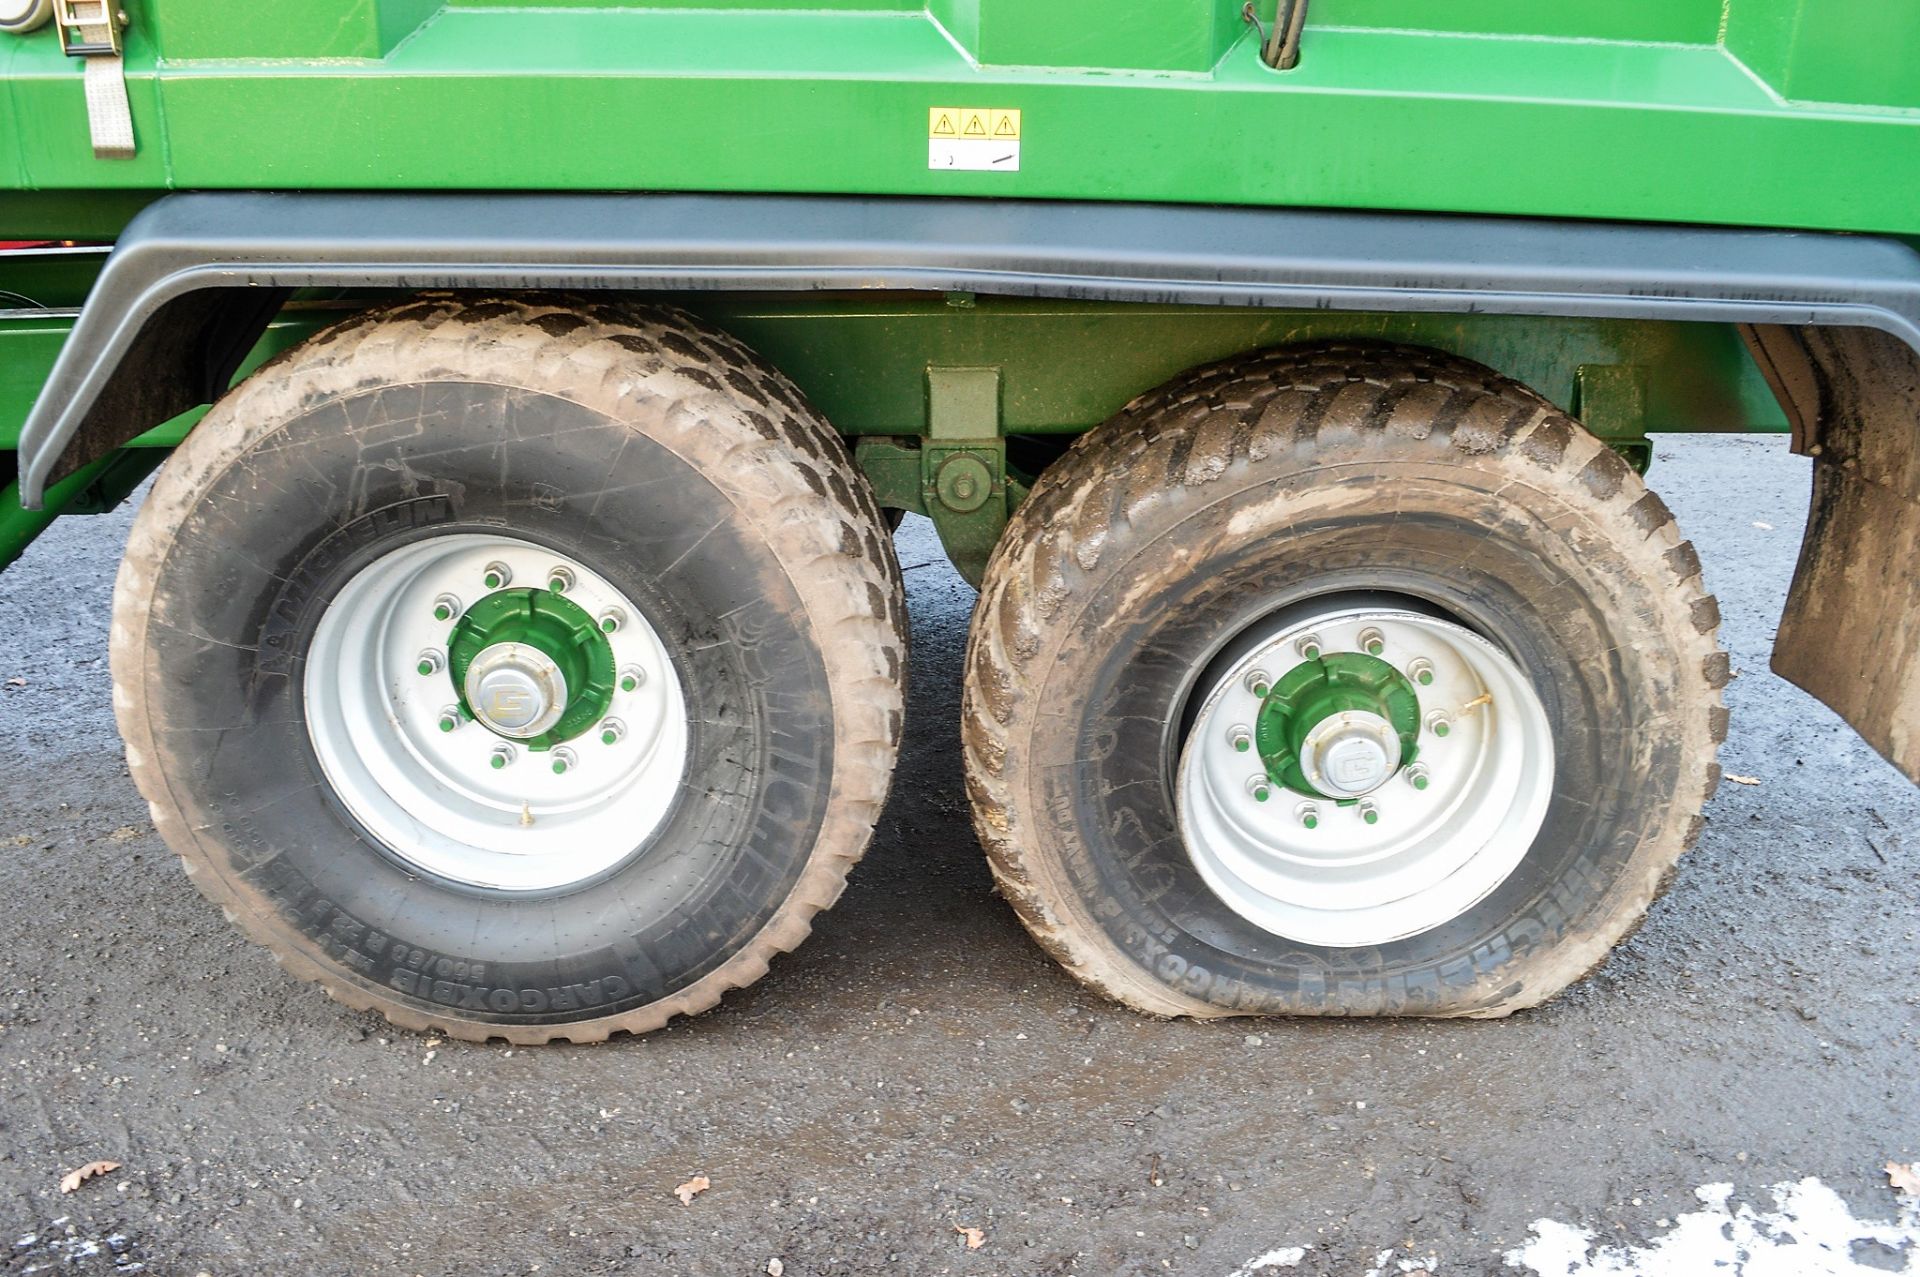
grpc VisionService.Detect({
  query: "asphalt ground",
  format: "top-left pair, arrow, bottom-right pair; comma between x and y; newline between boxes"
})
1,433 -> 1916,1275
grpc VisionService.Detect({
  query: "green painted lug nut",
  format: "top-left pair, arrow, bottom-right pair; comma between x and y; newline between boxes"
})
1359,627 -> 1386,657
1295,634 -> 1324,661
1229,726 -> 1252,753
547,566 -> 575,594
599,716 -> 627,746
550,746 -> 579,776
437,708 -> 462,734
1244,669 -> 1272,698
1246,775 -> 1272,803
1426,710 -> 1452,738
416,649 -> 445,678
1295,801 -> 1321,830
432,593 -> 462,624
1359,800 -> 1380,825
482,561 -> 512,591
1408,657 -> 1436,686
598,608 -> 624,635
619,665 -> 645,693
1405,764 -> 1431,791
489,743 -> 516,770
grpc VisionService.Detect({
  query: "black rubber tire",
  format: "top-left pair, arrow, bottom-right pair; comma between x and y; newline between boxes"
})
112,295 -> 907,1043
963,342 -> 1726,1018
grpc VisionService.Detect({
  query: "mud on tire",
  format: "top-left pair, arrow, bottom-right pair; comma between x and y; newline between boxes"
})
112,295 -> 907,1043
962,342 -> 1726,1018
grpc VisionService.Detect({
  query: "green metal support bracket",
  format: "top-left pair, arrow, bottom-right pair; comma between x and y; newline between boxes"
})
1574,363 -> 1653,474
921,366 -> 1010,588
0,446 -> 163,573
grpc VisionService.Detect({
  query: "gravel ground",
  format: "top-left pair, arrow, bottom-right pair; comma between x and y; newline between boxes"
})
0,434 -> 1915,1276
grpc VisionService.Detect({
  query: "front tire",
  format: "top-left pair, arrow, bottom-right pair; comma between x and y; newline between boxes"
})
113,296 -> 906,1042
963,343 -> 1725,1018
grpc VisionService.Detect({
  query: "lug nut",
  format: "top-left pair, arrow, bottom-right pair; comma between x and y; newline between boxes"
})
1228,725 -> 1253,753
1295,634 -> 1324,660
619,665 -> 646,693
482,561 -> 513,590
1295,801 -> 1321,830
1358,627 -> 1386,657
547,566 -> 575,594
436,707 -> 463,734
1407,657 -> 1435,686
1425,709 -> 1452,739
431,593 -> 463,623
1358,799 -> 1381,825
416,649 -> 445,677
1244,669 -> 1272,698
1404,763 -> 1431,791
489,743 -> 517,770
599,717 -> 627,746
598,608 -> 625,635
549,746 -> 579,776
1246,775 -> 1272,803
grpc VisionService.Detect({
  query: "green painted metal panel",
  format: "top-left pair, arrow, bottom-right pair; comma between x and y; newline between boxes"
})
2,4 -> 1920,236
1726,0 -> 1920,110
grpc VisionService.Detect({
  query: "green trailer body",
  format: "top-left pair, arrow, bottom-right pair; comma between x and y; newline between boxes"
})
0,0 -> 1916,1040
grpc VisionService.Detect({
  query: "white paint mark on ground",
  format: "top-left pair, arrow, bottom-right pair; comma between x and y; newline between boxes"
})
1505,1178 -> 1920,1275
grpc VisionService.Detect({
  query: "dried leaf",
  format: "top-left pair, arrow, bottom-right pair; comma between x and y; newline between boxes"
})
767,1261 -> 785,1277
673,1174 -> 710,1206
59,1160 -> 121,1194
1725,774 -> 1762,786
955,1224 -> 985,1250
1889,1162 -> 1920,1197
4,677 -> 24,688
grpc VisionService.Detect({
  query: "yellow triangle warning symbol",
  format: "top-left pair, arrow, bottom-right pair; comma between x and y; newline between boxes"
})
993,114 -> 1016,137
962,112 -> 987,137
932,113 -> 957,137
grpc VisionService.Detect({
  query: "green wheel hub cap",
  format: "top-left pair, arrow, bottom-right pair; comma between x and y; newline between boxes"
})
444,587 -> 616,749
1253,652 -> 1421,800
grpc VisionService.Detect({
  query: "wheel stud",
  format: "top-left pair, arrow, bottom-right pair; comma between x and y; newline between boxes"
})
1246,775 -> 1272,803
1244,669 -> 1272,698
482,561 -> 513,591
1358,626 -> 1386,657
1295,634 -> 1324,660
598,608 -> 625,635
489,743 -> 517,770
1407,657 -> 1436,686
1404,763 -> 1431,791
416,649 -> 446,677
432,593 -> 463,623
1295,801 -> 1320,830
1229,725 -> 1253,753
547,566 -> 575,594
549,746 -> 579,776
619,665 -> 646,693
599,717 -> 627,746
1358,799 -> 1381,825
1425,709 -> 1452,738
436,707 -> 463,734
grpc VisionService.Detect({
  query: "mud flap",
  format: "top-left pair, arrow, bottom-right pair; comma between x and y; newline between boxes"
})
1745,325 -> 1920,783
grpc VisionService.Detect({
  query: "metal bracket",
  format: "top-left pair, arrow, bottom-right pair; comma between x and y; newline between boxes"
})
921,367 -> 1010,588
54,0 -> 134,160
1573,363 -> 1652,474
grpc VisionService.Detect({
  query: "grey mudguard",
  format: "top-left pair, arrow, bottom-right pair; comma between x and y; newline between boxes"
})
18,190 -> 1920,506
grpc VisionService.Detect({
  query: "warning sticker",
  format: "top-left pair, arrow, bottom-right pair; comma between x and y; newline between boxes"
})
929,107 -> 1021,172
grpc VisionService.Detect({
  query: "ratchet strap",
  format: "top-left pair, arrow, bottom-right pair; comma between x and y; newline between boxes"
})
54,0 -> 134,159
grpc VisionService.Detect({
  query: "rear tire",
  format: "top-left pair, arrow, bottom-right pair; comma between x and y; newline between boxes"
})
113,295 -> 906,1042
963,342 -> 1725,1018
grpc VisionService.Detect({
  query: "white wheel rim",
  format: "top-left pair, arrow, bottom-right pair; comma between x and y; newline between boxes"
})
1175,606 -> 1554,947
304,533 -> 689,892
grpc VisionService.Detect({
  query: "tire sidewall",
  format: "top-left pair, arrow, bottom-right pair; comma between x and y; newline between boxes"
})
122,372 -> 838,1030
